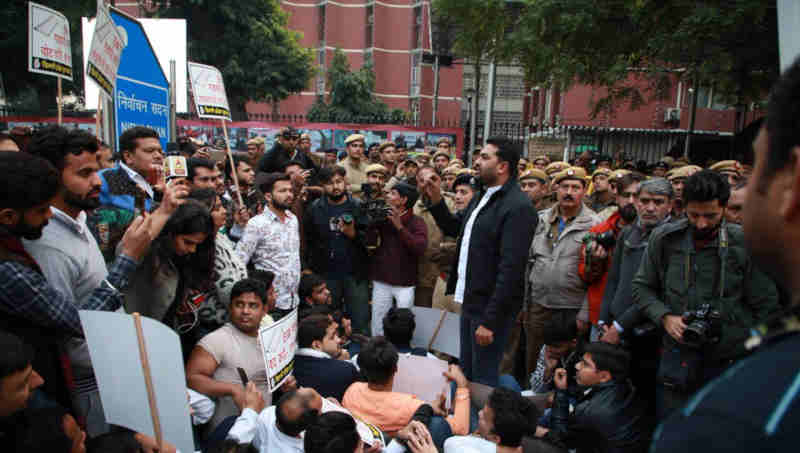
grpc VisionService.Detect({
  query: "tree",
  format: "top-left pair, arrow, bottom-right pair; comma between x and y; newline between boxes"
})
154,0 -> 315,119
508,0 -> 779,126
306,49 -> 406,123
0,0 -> 95,111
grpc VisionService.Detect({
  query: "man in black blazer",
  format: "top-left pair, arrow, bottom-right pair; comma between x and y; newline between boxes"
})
293,314 -> 360,401
422,137 -> 537,386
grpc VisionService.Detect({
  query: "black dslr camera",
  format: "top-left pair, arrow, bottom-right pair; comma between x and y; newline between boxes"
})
361,183 -> 392,225
593,230 -> 617,251
681,304 -> 722,348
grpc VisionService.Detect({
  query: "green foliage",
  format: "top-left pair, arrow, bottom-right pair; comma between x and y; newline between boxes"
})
306,49 -> 406,124
0,0 -> 95,110
154,0 -> 315,118
500,0 -> 778,117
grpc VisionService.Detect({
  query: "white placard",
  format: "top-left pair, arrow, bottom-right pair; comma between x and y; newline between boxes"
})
321,397 -> 386,448
28,2 -> 73,81
258,308 -> 298,392
393,354 -> 452,410
78,311 -> 194,453
778,0 -> 800,72
188,61 -> 231,121
410,306 -> 461,357
86,1 -> 124,97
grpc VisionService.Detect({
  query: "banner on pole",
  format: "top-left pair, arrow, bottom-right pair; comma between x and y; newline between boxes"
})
28,2 -> 73,81
86,1 -> 124,98
187,62 -> 231,121
258,308 -> 298,392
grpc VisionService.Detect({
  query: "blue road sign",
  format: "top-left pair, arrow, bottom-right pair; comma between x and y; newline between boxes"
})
110,9 -> 169,151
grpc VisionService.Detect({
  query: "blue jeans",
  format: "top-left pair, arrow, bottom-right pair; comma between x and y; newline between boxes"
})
427,415 -> 453,450
459,313 -> 515,386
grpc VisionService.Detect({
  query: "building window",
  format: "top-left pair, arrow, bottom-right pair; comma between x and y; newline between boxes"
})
412,6 -> 422,49
691,85 -> 731,111
318,4 -> 326,44
366,4 -> 374,49
410,52 -> 421,96
496,75 -> 525,99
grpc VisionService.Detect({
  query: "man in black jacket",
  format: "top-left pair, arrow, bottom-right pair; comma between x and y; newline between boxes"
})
541,342 -> 650,453
422,137 -> 537,386
258,126 -> 318,175
304,166 -> 371,335
294,314 -> 359,402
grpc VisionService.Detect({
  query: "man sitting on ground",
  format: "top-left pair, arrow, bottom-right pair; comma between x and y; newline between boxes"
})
294,314 -> 359,401
343,337 -> 470,439
444,387 -> 539,453
186,278 -> 274,431
537,342 -> 650,453
298,273 -> 332,312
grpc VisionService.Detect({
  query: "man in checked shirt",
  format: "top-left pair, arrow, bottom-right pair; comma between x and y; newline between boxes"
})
0,151 -> 156,411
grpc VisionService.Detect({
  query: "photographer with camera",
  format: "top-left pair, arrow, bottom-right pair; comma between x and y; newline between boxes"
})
366,182 -> 428,337
579,172 -> 645,340
303,166 -> 371,335
632,170 -> 780,419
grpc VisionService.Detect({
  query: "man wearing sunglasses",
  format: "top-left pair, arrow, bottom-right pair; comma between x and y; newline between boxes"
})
258,126 -> 318,176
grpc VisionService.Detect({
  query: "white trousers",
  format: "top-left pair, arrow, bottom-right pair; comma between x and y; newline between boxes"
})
371,281 -> 415,337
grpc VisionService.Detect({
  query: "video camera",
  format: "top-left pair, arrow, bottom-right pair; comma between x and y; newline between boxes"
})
361,182 -> 392,225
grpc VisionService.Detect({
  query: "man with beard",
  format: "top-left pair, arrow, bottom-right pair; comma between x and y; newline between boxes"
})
632,170 -> 780,419
579,172 -> 644,336
0,150 -> 154,413
597,177 -> 673,416
237,173 -> 301,318
303,166 -> 371,335
523,167 -> 599,381
650,56 -> 800,452
422,137 -> 537,386
21,126 -> 186,435
258,127 -> 317,175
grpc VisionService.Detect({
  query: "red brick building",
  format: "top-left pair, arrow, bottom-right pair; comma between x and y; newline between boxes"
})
245,1 -> 463,124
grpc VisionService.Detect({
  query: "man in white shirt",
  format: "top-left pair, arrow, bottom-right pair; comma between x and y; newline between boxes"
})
236,173 -> 301,316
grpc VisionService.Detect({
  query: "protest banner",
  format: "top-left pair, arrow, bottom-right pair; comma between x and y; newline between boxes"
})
258,308 -> 298,392
321,397 -> 385,448
86,1 -> 124,98
187,61 -> 243,206
410,306 -> 460,357
393,354 -> 452,410
79,310 -> 194,453
28,1 -> 72,123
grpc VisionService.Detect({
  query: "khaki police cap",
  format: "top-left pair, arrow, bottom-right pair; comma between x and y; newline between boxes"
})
365,163 -> 388,175
545,161 -> 569,176
532,155 -> 551,165
592,168 -> 612,179
708,160 -> 742,176
520,169 -> 549,183
433,150 -> 451,161
344,134 -> 365,145
554,167 -> 588,185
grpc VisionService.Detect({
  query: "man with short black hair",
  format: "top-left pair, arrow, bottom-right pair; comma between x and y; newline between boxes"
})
89,126 -> 163,263
294,314 -> 358,400
186,278 -> 275,430
633,170 -> 780,418
257,127 -> 317,175
0,332 -> 44,418
237,173 -> 301,315
0,151 -> 153,412
536,342 -> 650,453
649,54 -> 800,453
422,137 -> 537,386
298,273 -> 331,310
725,181 -> 746,225
444,387 -> 538,453
304,166 -> 371,334
188,157 -> 221,191
367,182 -> 428,336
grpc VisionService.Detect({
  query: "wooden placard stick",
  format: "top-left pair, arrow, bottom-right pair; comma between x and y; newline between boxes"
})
57,77 -> 63,125
133,313 -> 164,451
427,309 -> 448,351
221,119 -> 244,207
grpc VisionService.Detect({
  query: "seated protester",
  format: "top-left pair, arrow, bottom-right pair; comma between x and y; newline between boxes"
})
305,412 -> 434,453
189,188 -> 249,342
343,337 -> 470,437
382,308 -> 434,358
444,387 -> 538,453
186,278 -> 274,432
87,430 -> 180,453
249,270 -> 277,329
0,331 -> 44,420
294,314 -> 359,401
298,273 -> 332,312
227,384 -> 322,453
529,311 -> 582,395
123,201 -> 216,337
299,304 -> 356,357
538,342 -> 650,453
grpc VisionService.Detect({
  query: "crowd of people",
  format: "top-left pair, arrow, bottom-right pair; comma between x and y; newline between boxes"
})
3,59 -> 800,453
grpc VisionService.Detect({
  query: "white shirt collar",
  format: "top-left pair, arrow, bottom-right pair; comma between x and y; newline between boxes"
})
119,162 -> 154,198
49,206 -> 87,236
296,348 -> 331,359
